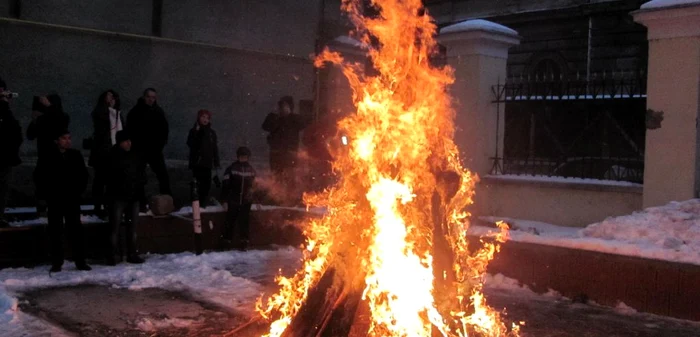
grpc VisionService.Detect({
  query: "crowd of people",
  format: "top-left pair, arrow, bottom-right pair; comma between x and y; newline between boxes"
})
0,76 -> 334,272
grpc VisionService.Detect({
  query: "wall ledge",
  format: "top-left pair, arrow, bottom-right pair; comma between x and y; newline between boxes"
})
482,174 -> 644,194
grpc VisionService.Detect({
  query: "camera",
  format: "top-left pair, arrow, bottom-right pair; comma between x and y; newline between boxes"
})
0,91 -> 18,99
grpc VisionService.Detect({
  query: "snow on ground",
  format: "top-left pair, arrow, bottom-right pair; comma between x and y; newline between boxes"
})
0,247 -> 302,336
474,199 -> 700,265
9,215 -> 104,227
641,0 -> 700,9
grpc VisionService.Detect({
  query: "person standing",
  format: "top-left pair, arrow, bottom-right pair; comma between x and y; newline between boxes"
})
127,88 -> 171,208
187,109 -> 220,208
27,93 -> 69,215
0,78 -> 22,227
106,130 -> 146,265
27,94 -> 69,160
88,90 -> 123,218
261,96 -> 305,202
220,147 -> 256,251
34,130 -> 91,272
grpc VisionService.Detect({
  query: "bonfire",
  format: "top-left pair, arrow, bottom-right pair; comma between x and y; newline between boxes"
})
256,0 -> 520,336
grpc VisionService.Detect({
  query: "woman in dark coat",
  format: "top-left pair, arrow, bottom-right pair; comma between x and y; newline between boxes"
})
88,90 -> 123,217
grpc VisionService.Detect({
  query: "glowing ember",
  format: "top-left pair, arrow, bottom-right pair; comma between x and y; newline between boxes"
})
256,0 -> 520,336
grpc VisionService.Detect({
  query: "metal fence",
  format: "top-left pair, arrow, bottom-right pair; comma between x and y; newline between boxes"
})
490,72 -> 647,183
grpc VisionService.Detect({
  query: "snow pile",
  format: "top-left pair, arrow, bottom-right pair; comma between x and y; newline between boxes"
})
474,199 -> 700,265
641,0 -> 700,9
0,247 -> 302,335
581,199 -> 700,257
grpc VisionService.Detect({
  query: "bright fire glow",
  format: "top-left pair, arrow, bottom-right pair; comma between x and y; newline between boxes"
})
256,0 -> 520,336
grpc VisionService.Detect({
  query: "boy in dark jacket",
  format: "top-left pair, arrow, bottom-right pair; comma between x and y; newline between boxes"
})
187,109 -> 220,208
220,147 -> 256,250
34,130 -> 90,272
106,131 -> 146,265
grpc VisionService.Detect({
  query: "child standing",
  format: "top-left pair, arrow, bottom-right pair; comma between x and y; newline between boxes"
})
220,147 -> 256,250
187,109 -> 220,208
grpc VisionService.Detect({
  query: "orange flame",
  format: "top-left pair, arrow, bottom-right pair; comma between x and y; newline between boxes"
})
256,0 -> 520,336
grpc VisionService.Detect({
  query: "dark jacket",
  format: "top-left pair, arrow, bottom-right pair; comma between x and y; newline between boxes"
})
126,98 -> 169,154
34,148 -> 88,202
88,106 -> 124,168
27,96 -> 70,159
106,146 -> 146,201
187,124 -> 220,169
220,161 -> 256,205
262,113 -> 305,152
0,101 -> 22,168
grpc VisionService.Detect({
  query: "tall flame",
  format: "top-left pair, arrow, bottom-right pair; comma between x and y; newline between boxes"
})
256,0 -> 520,336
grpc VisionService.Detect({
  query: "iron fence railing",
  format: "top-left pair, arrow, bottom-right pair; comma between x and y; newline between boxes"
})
490,155 -> 644,183
490,72 -> 647,183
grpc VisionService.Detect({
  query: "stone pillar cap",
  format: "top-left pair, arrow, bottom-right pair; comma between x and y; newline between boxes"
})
440,19 -> 518,37
639,0 -> 700,10
438,19 -> 519,58
633,0 -> 700,39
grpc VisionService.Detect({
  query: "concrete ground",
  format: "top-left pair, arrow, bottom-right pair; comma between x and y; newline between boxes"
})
19,285 -> 248,337
16,283 -> 700,337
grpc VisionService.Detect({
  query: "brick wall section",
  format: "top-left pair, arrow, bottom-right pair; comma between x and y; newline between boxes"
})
0,209 -> 308,268
476,237 -> 700,321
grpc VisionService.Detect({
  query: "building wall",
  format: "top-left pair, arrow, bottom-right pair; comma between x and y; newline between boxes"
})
476,177 -> 643,227
427,0 -> 648,77
0,0 -> 321,165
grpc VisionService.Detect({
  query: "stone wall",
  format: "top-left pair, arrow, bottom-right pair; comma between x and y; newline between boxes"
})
476,176 -> 643,227
0,0 -> 321,164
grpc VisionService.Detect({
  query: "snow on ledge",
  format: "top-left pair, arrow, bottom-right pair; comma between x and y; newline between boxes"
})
440,19 -> 518,36
641,0 -> 700,9
485,174 -> 643,188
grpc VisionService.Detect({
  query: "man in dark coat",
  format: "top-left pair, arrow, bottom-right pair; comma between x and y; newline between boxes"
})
34,130 -> 91,272
261,96 -> 305,201
127,88 -> 171,208
220,147 -> 256,251
106,131 -> 146,265
187,109 -> 220,208
0,78 -> 22,227
27,93 -> 69,215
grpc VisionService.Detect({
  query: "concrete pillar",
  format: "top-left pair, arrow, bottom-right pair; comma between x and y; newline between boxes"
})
438,20 -> 520,177
633,1 -> 700,207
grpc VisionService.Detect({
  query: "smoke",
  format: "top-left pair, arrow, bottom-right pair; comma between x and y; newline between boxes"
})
252,149 -> 337,206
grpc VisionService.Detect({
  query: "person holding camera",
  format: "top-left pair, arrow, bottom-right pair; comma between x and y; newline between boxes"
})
0,78 -> 22,227
27,94 -> 69,160
127,88 -> 171,209
34,129 -> 91,272
88,90 -> 123,218
261,96 -> 305,203
186,109 -> 220,208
